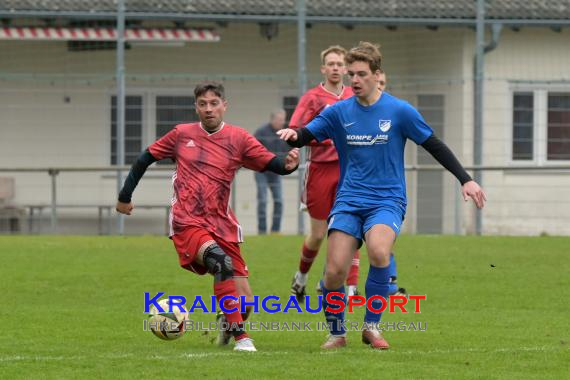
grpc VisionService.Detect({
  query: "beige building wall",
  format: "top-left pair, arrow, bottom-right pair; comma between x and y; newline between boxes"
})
1,24 -> 568,235
478,28 -> 570,235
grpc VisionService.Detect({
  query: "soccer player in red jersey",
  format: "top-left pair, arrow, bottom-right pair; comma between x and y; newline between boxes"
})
289,45 -> 361,301
116,82 -> 300,352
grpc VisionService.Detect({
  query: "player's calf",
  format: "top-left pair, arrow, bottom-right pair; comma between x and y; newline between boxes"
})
203,243 -> 249,342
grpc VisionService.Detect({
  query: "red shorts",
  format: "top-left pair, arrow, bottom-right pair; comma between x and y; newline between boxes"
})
302,161 -> 339,220
171,225 -> 248,277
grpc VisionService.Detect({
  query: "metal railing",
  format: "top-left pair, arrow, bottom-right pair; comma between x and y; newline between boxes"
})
1,164 -> 569,235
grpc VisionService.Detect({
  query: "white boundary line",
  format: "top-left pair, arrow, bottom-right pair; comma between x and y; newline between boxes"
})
1,346 -> 565,362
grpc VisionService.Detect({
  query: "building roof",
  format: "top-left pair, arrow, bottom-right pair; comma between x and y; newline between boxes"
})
1,0 -> 569,23
0,26 -> 219,41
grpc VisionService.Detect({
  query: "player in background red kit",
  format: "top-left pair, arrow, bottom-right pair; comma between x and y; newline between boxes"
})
377,69 -> 406,297
116,82 -> 299,352
289,46 -> 362,301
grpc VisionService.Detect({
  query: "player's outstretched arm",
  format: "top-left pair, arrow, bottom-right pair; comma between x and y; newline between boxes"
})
115,149 -> 158,215
284,148 -> 300,171
263,148 -> 300,175
421,134 -> 486,209
276,128 -> 315,148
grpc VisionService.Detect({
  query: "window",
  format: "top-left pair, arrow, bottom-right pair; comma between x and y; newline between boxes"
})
512,93 -> 534,161
111,93 -> 197,165
155,96 -> 197,139
511,90 -> 570,163
111,96 -> 143,165
547,93 -> 570,160
283,96 -> 298,124
417,95 -> 444,139
416,95 -> 444,234
155,96 -> 198,165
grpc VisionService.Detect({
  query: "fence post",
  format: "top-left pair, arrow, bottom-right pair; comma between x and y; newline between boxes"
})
116,0 -> 126,235
48,168 -> 59,233
474,0 -> 485,235
454,182 -> 462,235
296,0 -> 307,235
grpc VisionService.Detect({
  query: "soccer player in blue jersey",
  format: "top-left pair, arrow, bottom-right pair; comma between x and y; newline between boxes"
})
278,41 -> 486,350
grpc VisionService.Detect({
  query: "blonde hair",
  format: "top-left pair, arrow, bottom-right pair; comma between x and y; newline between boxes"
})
345,41 -> 382,72
320,45 -> 347,65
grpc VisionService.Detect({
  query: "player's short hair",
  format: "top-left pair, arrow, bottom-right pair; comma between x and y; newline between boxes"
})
320,45 -> 347,65
194,81 -> 226,100
346,41 -> 382,73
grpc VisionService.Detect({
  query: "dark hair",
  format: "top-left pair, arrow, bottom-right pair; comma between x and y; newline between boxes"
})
194,81 -> 226,100
345,41 -> 382,73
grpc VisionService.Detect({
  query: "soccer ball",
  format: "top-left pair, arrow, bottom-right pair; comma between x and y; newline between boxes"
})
147,298 -> 189,340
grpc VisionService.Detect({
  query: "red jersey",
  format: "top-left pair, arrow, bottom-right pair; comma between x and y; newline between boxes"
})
148,122 -> 275,243
289,83 -> 353,163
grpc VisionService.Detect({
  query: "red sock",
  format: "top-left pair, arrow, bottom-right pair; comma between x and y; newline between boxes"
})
214,280 -> 249,340
299,243 -> 319,274
346,250 -> 360,286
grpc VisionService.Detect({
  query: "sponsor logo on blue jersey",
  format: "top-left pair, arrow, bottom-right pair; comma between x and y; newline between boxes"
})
346,134 -> 389,145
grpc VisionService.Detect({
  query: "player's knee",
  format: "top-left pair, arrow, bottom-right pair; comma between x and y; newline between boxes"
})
203,244 -> 234,282
316,225 -> 328,240
308,230 -> 326,246
368,246 -> 391,267
306,236 -> 323,249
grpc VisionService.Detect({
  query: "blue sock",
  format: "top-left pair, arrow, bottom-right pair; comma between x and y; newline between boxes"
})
364,265 -> 391,324
321,280 -> 346,336
388,253 -> 399,294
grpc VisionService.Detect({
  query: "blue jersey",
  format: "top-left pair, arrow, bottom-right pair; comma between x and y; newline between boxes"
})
306,92 -> 433,214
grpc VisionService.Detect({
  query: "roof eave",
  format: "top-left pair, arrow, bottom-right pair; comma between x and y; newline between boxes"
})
1,10 -> 569,27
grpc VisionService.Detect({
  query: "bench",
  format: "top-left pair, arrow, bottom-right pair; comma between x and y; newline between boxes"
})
25,204 -> 171,235
0,177 -> 26,233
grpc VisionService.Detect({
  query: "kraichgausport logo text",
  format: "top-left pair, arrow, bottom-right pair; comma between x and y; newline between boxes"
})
144,292 -> 426,314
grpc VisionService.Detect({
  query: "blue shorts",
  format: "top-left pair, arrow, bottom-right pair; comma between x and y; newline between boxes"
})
328,202 -> 404,246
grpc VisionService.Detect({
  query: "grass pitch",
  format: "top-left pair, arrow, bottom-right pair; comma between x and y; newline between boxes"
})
0,235 -> 568,379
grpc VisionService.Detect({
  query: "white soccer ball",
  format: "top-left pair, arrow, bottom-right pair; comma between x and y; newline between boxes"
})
148,298 -> 189,340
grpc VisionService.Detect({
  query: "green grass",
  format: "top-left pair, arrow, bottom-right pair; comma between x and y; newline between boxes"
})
0,235 -> 568,379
